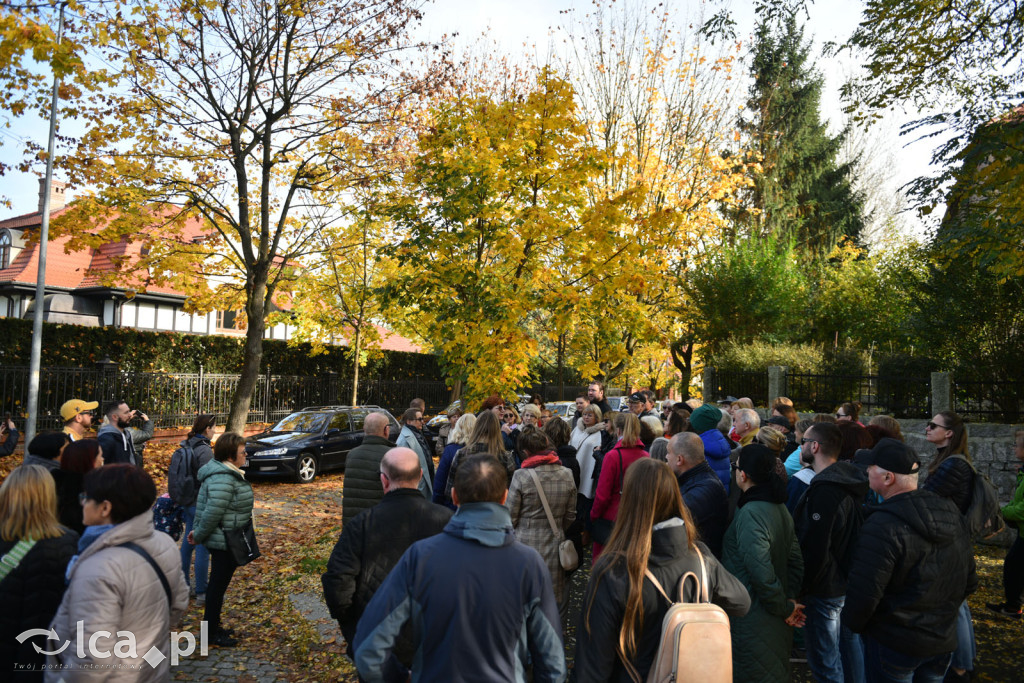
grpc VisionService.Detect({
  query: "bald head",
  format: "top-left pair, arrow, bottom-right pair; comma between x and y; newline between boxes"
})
380,447 -> 422,491
666,432 -> 705,474
364,411 -> 390,438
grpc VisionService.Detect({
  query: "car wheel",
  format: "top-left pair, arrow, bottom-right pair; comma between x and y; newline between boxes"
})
294,453 -> 318,483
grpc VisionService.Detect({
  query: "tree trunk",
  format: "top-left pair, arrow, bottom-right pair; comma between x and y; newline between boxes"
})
556,333 -> 565,401
350,326 -> 361,405
670,338 -> 694,401
227,268 -> 269,432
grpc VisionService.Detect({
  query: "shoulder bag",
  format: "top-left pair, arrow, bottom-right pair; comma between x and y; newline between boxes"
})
527,468 -> 578,572
221,518 -> 261,566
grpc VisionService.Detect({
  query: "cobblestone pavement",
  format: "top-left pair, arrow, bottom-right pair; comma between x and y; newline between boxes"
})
170,590 -> 337,682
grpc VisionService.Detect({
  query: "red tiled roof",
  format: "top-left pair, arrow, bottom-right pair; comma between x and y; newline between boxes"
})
373,324 -> 422,353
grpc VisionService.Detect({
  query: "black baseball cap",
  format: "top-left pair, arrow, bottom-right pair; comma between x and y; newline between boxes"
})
628,392 -> 645,403
855,438 -> 920,475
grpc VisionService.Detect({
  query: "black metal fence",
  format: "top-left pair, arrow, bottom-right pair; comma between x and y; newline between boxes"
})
0,364 -> 450,431
787,372 -> 931,418
706,370 -> 769,406
954,378 -> 1024,423
520,383 -> 590,405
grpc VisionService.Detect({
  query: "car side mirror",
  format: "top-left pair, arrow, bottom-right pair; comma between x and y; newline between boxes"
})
326,428 -> 341,436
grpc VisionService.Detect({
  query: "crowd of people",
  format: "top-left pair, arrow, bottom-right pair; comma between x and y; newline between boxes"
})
0,386 -> 1021,683
0,399 -> 254,679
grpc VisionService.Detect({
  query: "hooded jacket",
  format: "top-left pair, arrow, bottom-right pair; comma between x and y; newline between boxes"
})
353,502 -> 565,683
96,423 -> 139,467
677,461 -> 729,558
698,428 -> 734,491
792,460 -> 869,597
575,523 -> 750,682
842,489 -> 977,657
193,459 -> 255,551
45,511 -> 189,682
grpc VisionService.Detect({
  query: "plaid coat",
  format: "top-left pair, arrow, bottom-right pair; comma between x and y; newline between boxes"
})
507,461 -> 577,602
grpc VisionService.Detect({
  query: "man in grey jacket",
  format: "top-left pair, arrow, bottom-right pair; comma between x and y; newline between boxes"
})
96,401 -> 147,467
395,408 -> 433,498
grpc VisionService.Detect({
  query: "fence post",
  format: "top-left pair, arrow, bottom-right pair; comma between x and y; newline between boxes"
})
264,367 -> 272,423
931,371 -> 952,414
197,364 -> 205,414
94,357 -> 119,404
703,366 -> 715,402
768,366 -> 788,406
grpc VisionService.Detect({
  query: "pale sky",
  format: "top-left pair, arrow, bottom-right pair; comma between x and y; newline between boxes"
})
1,0 -> 939,235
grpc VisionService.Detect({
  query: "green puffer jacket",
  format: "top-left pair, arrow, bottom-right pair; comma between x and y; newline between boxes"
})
1003,467 -> 1024,528
194,459 -> 255,551
722,498 -> 803,683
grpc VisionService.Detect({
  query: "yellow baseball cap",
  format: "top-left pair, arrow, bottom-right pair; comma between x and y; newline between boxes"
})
60,399 -> 99,422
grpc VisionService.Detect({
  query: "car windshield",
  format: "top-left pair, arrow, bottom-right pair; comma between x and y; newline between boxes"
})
271,412 -> 329,433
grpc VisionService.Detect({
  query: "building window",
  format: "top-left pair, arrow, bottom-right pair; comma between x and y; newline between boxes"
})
216,310 -> 247,331
0,230 -> 11,269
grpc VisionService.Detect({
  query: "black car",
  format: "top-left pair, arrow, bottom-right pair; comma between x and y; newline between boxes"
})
242,405 -> 400,483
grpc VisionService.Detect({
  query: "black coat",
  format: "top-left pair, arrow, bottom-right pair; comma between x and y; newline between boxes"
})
923,455 -> 974,514
842,489 -> 977,657
676,461 -> 728,559
0,528 -> 79,682
575,524 -> 750,682
556,444 -> 581,489
322,488 -> 452,663
793,461 -> 869,598
1,427 -> 18,457
55,470 -> 86,535
341,435 -> 396,528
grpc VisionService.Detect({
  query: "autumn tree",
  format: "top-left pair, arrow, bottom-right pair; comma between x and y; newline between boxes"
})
40,0 -> 430,431
383,66 -> 613,405
561,0 -> 749,390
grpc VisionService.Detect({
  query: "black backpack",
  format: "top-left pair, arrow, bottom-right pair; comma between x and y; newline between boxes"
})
168,441 -> 199,506
949,454 -> 1004,539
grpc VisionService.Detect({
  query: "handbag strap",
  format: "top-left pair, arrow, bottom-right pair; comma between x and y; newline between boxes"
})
118,541 -> 172,606
643,544 -> 710,605
526,468 -> 564,541
0,538 -> 38,583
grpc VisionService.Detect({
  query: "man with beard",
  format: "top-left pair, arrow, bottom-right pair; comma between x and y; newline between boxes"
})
97,400 -> 142,466
786,428 -> 818,513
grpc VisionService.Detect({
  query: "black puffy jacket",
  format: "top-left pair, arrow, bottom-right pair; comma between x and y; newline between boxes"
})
923,454 -> 974,514
340,435 -> 396,528
556,444 -> 581,489
677,461 -> 728,559
793,460 -> 869,597
575,523 -> 750,682
0,529 -> 79,682
322,488 -> 452,662
842,489 -> 977,657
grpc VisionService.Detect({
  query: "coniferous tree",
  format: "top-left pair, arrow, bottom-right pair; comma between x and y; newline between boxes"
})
736,14 -> 864,255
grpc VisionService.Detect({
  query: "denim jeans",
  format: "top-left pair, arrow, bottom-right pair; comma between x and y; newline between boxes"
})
863,637 -> 951,683
180,505 -> 210,594
803,595 -> 865,683
949,599 -> 975,671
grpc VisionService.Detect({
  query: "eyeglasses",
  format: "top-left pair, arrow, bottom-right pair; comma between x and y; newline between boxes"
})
730,462 -> 739,472
926,421 -> 949,431
800,438 -> 818,445
411,417 -> 424,423
836,413 -> 847,418
379,470 -> 390,480
78,493 -> 90,505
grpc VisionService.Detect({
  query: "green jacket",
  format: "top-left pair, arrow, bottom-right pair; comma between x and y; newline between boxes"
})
1002,467 -> 1024,527
722,499 -> 803,683
194,459 -> 255,551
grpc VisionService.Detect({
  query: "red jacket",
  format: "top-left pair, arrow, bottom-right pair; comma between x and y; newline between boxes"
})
591,440 -> 649,522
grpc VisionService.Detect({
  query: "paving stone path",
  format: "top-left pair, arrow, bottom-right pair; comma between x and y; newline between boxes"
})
171,591 -> 335,682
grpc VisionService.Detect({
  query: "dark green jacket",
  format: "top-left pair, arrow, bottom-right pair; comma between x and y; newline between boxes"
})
722,498 -> 803,683
342,435 -> 396,527
194,459 -> 254,551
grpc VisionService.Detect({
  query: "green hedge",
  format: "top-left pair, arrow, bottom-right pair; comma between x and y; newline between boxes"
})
0,318 -> 442,380
708,340 -> 868,376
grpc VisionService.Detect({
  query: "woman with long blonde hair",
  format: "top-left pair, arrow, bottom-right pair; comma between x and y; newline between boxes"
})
433,412 -> 477,510
0,465 -> 79,680
577,459 -> 749,681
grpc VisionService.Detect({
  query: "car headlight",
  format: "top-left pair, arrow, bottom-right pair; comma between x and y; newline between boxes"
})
256,447 -> 289,456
